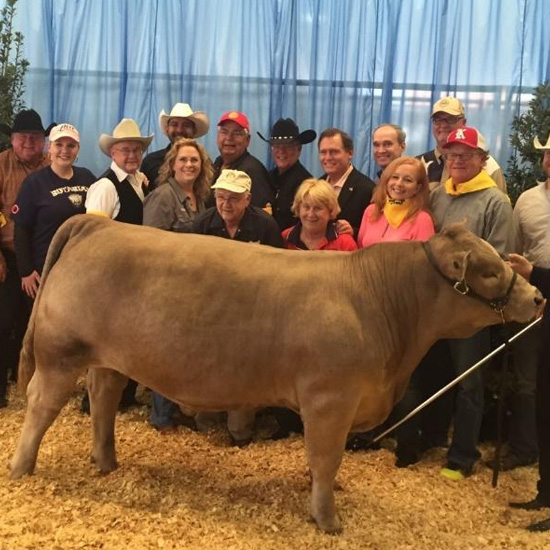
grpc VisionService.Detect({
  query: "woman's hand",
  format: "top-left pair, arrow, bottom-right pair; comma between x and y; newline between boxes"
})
21,270 -> 41,299
335,219 -> 353,235
507,253 -> 533,281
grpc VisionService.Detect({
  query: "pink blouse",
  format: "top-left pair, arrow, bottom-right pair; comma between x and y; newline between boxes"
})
357,204 -> 435,248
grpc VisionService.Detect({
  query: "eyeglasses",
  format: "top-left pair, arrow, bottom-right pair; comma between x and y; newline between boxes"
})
215,193 -> 247,204
218,127 -> 247,139
432,115 -> 463,125
444,152 -> 476,162
112,146 -> 143,156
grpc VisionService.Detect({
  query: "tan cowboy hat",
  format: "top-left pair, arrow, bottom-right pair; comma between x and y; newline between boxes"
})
158,103 -> 209,138
98,118 -> 154,156
534,134 -> 550,150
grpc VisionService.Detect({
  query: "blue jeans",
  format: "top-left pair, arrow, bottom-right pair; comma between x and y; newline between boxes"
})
150,392 -> 180,429
447,327 -> 491,469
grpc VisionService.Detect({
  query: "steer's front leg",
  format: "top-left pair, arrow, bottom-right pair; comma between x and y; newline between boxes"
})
301,396 -> 356,534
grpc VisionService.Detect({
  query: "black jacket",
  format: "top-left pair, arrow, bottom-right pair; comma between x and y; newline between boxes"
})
270,161 -> 312,231
321,166 -> 375,237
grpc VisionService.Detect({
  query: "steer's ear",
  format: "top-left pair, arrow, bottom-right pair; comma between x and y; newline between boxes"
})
442,250 -> 471,281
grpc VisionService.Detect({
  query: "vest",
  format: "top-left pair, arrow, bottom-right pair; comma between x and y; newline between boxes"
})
101,168 -> 147,225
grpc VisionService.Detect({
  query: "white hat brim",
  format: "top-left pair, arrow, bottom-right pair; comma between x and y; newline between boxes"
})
159,110 -> 210,138
534,135 -> 550,150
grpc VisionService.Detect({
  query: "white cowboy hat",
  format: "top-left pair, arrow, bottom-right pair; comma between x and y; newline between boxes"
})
98,118 -> 154,156
534,134 -> 550,150
158,103 -> 210,138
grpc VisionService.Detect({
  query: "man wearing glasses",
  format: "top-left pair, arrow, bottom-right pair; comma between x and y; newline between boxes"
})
86,118 -> 153,224
192,168 -> 281,446
83,118 -> 154,410
430,127 -> 513,481
212,111 -> 273,208
193,169 -> 282,248
418,97 -> 506,193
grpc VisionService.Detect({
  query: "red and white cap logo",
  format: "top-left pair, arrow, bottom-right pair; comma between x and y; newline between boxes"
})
443,127 -> 488,152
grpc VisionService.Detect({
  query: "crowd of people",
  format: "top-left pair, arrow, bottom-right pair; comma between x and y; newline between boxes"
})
0,96 -> 549,530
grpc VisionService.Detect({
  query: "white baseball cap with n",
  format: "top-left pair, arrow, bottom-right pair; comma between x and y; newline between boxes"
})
432,97 -> 465,117
49,123 -> 80,143
211,169 -> 252,194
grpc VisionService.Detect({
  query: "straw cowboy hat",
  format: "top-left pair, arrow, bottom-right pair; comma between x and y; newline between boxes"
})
534,133 -> 550,150
98,118 -> 154,156
158,103 -> 209,138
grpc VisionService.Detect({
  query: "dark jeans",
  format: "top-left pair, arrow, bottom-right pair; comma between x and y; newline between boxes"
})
509,321 -> 540,459
536,305 -> 550,503
394,340 -> 454,457
0,249 -> 30,399
447,327 -> 491,469
150,392 -> 180,429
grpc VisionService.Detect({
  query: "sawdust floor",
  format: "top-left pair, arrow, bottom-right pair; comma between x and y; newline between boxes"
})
1,384 -> 550,550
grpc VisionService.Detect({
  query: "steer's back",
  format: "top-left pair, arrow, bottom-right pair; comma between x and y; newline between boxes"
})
34,215 -> 379,410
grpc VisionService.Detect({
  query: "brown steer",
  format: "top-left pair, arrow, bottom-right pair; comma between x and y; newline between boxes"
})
9,214 -> 544,533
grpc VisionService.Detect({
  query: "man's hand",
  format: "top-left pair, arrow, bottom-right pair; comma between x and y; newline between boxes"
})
507,253 -> 533,281
21,270 -> 41,299
335,219 -> 354,236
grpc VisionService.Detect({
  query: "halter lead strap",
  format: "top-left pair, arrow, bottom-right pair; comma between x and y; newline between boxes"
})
422,241 -> 517,323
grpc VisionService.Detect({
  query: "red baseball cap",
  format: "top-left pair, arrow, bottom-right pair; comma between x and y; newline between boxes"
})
218,111 -> 250,132
443,127 -> 488,152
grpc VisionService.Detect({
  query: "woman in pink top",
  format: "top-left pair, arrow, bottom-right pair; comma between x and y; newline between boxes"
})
351,157 -> 451,468
357,156 -> 434,248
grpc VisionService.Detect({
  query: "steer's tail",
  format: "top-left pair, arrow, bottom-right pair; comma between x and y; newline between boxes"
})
18,214 -> 104,393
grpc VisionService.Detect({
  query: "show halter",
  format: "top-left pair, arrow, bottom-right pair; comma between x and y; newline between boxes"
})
421,241 -> 517,323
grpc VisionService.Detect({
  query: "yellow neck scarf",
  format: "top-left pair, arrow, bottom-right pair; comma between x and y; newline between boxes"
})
384,198 -> 411,229
444,170 -> 497,196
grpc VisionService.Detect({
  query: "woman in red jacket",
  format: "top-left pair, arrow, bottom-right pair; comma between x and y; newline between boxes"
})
281,178 -> 357,251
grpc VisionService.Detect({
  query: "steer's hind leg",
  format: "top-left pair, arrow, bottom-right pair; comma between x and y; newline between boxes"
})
10,368 -> 80,479
301,399 -> 356,534
88,367 -> 128,473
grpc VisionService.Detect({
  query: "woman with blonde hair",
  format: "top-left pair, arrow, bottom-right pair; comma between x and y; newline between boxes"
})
275,178 -> 356,439
282,178 -> 357,251
144,138 -> 213,232
143,138 -> 214,432
357,156 -> 434,248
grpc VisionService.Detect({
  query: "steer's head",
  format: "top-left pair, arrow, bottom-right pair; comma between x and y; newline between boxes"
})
427,225 -> 545,324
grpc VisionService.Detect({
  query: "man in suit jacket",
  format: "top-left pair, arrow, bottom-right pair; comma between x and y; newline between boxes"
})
318,127 -> 375,237
372,123 -> 407,180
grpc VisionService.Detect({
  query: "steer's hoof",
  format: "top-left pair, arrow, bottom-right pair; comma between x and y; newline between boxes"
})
8,459 -> 34,479
230,436 -> 252,448
91,454 -> 118,474
313,514 -> 342,534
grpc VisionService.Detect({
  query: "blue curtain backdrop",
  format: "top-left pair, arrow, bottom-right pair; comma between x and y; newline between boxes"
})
11,0 -> 550,179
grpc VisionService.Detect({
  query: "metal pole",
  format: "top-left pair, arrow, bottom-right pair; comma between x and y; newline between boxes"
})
372,316 -> 543,444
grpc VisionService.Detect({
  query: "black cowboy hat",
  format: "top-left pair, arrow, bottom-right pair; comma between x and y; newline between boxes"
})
0,109 -> 55,136
257,118 -> 316,145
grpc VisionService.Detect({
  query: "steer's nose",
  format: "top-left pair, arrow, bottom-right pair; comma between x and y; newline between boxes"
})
535,292 -> 544,306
